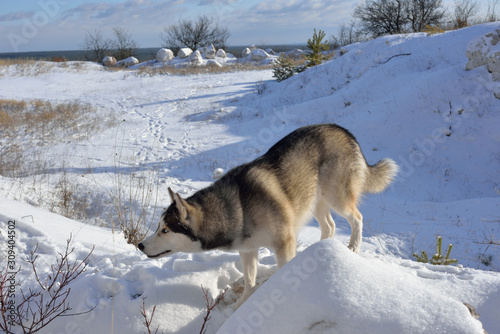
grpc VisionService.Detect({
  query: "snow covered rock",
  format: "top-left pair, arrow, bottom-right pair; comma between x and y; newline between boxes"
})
265,48 -> 276,55
178,48 -> 193,59
251,49 -> 270,61
205,44 -> 216,59
466,29 -> 500,81
189,50 -> 203,65
156,48 -> 174,62
216,49 -> 227,58
217,239 -> 485,334
242,48 -> 251,57
116,56 -> 138,67
102,56 -> 117,67
288,49 -> 305,59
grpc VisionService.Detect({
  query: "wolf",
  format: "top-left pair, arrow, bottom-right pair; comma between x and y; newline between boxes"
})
138,124 -> 398,308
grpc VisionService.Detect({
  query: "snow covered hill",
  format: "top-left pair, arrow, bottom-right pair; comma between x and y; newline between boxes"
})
1,23 -> 499,333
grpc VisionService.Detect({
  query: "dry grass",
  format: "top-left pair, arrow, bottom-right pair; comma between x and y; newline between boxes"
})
0,58 -> 36,67
0,99 -> 99,139
0,98 -> 115,177
137,61 -> 274,76
0,58 -> 90,76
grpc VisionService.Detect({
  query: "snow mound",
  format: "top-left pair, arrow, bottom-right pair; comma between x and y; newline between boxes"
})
218,239 -> 484,334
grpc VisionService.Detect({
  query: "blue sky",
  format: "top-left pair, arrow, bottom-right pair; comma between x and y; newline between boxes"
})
0,0 -> 356,52
0,0 -> 480,53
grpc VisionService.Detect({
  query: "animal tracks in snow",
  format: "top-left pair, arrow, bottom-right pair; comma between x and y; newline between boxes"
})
118,77 -> 241,171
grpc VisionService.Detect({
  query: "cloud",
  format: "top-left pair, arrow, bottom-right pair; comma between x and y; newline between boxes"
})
59,0 -> 184,25
196,0 -> 238,5
224,0 -> 354,30
0,10 -> 35,22
222,0 -> 356,45
0,0 -> 358,52
252,0 -> 350,24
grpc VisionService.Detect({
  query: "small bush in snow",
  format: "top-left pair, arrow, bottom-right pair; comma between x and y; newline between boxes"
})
413,236 -> 458,265
424,24 -> 445,35
0,235 -> 94,333
272,54 -> 306,82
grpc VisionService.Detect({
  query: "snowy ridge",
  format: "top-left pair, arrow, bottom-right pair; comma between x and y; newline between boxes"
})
1,23 -> 499,333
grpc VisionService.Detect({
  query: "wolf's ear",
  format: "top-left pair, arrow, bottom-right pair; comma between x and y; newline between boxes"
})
168,187 -> 188,220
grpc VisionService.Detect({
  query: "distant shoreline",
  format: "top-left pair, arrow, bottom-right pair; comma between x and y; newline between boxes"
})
0,45 -> 307,62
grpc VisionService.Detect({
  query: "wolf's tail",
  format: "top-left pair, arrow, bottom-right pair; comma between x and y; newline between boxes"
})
364,158 -> 398,194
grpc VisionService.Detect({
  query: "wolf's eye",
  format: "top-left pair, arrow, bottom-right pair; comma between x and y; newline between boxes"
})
162,228 -> 169,234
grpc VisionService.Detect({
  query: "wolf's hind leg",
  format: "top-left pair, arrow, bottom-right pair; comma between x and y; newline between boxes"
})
314,199 -> 336,240
275,234 -> 297,268
235,250 -> 258,309
343,206 -> 363,253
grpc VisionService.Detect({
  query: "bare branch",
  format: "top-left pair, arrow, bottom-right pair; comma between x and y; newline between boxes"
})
453,0 -> 481,27
140,297 -> 159,334
199,285 -> 227,334
80,28 -> 113,62
1,234 -> 95,333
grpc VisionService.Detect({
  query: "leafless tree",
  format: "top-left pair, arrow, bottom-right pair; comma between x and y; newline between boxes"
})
407,0 -> 446,32
331,20 -> 367,48
453,0 -> 481,27
81,28 -> 113,62
112,27 -> 139,60
161,15 -> 230,53
354,0 -> 446,37
486,0 -> 499,22
354,0 -> 409,36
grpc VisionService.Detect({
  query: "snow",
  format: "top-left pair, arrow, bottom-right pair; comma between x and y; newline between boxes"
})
218,239 -> 488,334
1,23 -> 500,333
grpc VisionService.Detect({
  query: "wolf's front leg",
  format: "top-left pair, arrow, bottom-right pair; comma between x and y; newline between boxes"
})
235,250 -> 258,309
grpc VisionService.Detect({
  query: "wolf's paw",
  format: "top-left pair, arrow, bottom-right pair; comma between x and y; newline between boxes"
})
348,245 -> 360,253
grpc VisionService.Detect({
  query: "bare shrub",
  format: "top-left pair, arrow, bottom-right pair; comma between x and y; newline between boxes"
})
486,0 -> 499,22
0,235 -> 94,334
81,27 -> 139,62
107,167 -> 160,246
81,28 -> 113,62
453,0 -> 481,28
331,20 -> 367,48
97,142 -> 162,246
140,298 -> 159,334
112,27 -> 139,61
51,56 -> 67,63
199,286 -> 227,334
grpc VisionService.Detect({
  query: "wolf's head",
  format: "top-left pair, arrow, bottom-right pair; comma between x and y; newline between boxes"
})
138,188 -> 203,258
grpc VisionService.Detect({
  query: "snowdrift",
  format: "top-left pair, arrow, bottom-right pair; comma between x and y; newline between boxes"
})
218,239 -> 484,334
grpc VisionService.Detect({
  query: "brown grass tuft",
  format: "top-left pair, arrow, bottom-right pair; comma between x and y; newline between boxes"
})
137,61 -> 274,77
0,58 -> 36,67
0,98 -> 115,177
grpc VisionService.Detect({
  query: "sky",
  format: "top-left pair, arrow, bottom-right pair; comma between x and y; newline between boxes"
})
0,0 -> 489,53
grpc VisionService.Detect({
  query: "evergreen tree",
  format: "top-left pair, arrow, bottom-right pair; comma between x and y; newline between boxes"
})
306,29 -> 330,67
